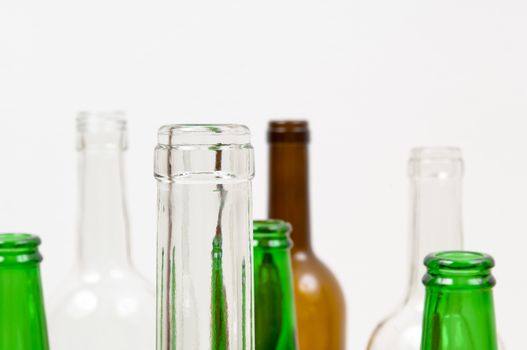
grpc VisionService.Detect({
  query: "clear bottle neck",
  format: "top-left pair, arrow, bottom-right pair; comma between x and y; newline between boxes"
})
405,148 -> 464,302
76,112 -> 131,273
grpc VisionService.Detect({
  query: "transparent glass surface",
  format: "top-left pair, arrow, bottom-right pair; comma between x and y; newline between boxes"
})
367,148 -> 465,350
155,124 -> 255,350
49,112 -> 155,350
0,234 -> 49,350
421,251 -> 498,350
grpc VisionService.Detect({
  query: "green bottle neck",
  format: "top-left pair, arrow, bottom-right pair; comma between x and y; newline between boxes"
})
253,220 -> 298,349
421,252 -> 498,350
0,234 -> 49,349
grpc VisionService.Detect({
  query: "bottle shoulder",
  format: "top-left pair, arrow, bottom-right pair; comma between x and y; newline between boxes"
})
367,302 -> 423,350
49,268 -> 154,309
291,250 -> 346,304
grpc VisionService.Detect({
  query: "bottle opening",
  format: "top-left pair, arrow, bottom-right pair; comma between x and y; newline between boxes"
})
268,120 -> 310,143
409,147 -> 464,178
423,250 -> 495,288
77,111 -> 127,132
253,219 -> 292,249
155,124 -> 254,182
0,234 -> 42,264
425,251 -> 494,271
157,124 -> 251,147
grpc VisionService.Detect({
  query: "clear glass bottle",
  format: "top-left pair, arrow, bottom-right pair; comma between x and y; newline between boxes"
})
49,112 -> 155,350
421,251 -> 499,350
367,147 -> 465,350
154,124 -> 255,350
0,234 -> 50,350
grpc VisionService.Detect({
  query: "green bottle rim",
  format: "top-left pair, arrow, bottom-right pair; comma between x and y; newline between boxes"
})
0,233 -> 42,265
253,220 -> 292,249
423,250 -> 495,289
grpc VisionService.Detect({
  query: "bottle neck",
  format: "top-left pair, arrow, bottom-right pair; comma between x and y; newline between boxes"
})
406,154 -> 464,302
421,287 -> 497,349
0,234 -> 49,349
269,142 -> 311,253
77,132 -> 131,272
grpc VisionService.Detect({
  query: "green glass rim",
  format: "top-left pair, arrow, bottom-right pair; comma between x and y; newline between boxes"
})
425,251 -> 494,271
0,233 -> 41,249
253,219 -> 291,236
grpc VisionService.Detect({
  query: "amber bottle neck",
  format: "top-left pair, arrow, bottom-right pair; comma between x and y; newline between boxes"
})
269,142 -> 312,252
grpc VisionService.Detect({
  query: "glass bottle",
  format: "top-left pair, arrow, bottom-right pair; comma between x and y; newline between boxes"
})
268,120 -> 346,350
154,124 -> 255,350
367,147 -> 465,350
253,220 -> 298,350
421,251 -> 499,350
49,112 -> 155,350
0,234 -> 49,350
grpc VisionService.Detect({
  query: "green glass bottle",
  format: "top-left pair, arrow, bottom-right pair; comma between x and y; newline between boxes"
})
421,251 -> 499,350
253,220 -> 298,350
0,234 -> 49,350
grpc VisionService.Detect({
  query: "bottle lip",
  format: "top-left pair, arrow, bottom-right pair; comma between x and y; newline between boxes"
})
410,147 -> 462,161
77,111 -> 127,132
0,234 -> 42,265
423,251 -> 496,288
268,120 -> 310,143
157,124 -> 251,147
253,219 -> 292,249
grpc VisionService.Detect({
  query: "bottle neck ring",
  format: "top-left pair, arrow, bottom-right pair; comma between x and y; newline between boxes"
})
0,234 -> 42,265
423,251 -> 495,289
253,220 -> 293,249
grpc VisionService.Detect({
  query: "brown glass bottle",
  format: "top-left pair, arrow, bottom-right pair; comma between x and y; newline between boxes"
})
268,120 -> 346,350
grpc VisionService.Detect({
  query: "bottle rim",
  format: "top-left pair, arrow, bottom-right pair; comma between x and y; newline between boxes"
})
157,124 -> 251,147
253,219 -> 292,249
410,147 -> 462,161
0,234 -> 42,265
77,111 -> 127,132
423,250 -> 496,288
425,251 -> 494,271
268,120 -> 310,143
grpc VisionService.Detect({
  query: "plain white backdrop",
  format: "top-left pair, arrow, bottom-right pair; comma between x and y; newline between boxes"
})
1,0 -> 526,348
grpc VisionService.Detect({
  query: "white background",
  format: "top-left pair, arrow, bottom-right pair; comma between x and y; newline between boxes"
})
1,0 -> 526,348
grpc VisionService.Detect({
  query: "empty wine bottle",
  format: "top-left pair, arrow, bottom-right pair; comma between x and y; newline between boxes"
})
155,124 -> 255,350
421,251 -> 499,350
367,148 -> 464,350
0,234 -> 49,350
268,120 -> 346,350
254,220 -> 298,350
49,112 -> 155,350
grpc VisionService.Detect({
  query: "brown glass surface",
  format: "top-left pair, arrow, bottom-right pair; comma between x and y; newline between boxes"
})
268,120 -> 346,350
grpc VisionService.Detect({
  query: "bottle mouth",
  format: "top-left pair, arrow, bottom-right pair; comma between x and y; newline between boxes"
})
268,120 -> 310,143
0,234 -> 42,265
77,111 -> 127,132
157,124 -> 251,147
253,219 -> 292,249
423,251 -> 495,288
155,124 -> 254,182
409,147 -> 464,178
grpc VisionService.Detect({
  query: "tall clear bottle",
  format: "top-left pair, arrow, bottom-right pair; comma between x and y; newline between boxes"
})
49,112 -> 155,350
154,124 -> 255,350
367,147 -> 465,350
